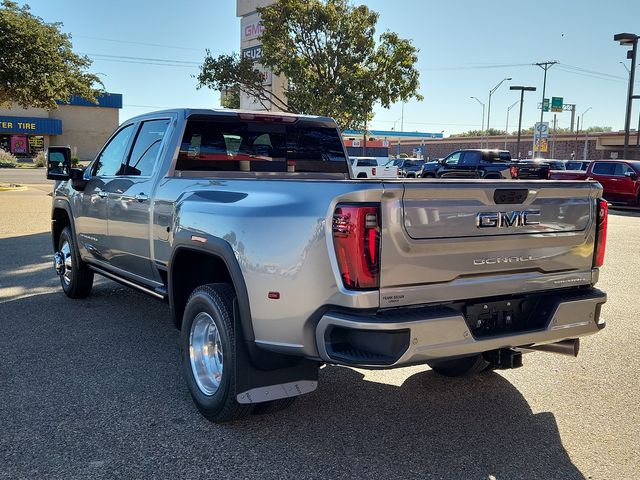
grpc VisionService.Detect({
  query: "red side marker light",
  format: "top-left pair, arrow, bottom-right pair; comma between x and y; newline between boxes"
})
268,291 -> 280,300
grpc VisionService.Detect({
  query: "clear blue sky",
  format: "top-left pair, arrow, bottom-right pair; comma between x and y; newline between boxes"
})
17,0 -> 640,136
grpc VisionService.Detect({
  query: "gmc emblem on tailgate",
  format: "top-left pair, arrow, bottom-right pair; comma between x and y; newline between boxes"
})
475,210 -> 540,228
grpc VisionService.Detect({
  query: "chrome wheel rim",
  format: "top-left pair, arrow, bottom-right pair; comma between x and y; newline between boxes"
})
189,312 -> 224,396
60,240 -> 73,286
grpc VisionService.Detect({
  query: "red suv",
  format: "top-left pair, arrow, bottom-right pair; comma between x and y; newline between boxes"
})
551,160 -> 640,205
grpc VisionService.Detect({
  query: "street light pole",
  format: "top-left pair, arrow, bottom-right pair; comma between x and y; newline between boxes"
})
614,33 -> 638,159
471,96 -> 485,148
509,86 -> 537,159
486,77 -> 512,148
620,60 -> 640,152
505,100 -> 519,149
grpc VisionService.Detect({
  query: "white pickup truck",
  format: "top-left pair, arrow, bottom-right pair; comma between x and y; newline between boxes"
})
350,156 -> 398,178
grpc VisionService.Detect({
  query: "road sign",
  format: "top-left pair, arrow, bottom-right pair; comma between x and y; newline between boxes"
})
534,122 -> 549,139
534,138 -> 548,153
551,97 -> 563,112
542,98 -> 550,112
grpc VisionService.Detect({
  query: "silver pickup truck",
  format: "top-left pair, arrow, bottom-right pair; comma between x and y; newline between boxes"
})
46,109 -> 608,422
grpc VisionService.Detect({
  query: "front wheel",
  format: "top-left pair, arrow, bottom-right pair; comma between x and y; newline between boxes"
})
55,226 -> 93,298
180,283 -> 253,422
427,354 -> 490,377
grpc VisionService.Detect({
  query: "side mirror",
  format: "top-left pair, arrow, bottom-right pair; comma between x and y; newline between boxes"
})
47,146 -> 72,180
625,171 -> 638,180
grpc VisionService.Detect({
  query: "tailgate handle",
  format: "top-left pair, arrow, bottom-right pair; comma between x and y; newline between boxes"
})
494,189 -> 528,204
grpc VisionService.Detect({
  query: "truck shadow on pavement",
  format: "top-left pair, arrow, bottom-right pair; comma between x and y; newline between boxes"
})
0,233 -> 584,480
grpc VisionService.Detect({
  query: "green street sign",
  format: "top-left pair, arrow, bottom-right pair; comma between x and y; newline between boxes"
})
542,98 -> 550,112
551,96 -> 563,112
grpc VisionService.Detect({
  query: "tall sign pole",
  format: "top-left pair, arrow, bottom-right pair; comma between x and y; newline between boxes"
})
534,61 -> 558,157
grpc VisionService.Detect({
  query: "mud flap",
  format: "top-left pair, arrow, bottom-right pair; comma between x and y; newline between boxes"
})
233,301 -> 320,404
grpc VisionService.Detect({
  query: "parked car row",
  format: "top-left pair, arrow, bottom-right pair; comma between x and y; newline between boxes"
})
351,153 -> 640,206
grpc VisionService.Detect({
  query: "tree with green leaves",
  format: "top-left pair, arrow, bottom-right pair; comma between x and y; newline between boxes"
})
0,0 -> 102,109
196,0 -> 422,130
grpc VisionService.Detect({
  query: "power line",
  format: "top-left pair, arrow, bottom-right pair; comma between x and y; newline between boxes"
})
82,52 -> 200,65
74,35 -> 207,53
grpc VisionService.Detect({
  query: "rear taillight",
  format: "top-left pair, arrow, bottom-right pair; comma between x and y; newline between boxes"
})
594,199 -> 608,268
547,168 -> 552,179
332,204 -> 380,290
372,167 -> 377,176
510,165 -> 519,178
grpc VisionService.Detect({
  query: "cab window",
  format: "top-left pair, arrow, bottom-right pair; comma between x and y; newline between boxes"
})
94,124 -> 135,177
444,152 -> 462,166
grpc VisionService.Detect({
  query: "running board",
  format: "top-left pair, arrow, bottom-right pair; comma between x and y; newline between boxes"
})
89,265 -> 166,300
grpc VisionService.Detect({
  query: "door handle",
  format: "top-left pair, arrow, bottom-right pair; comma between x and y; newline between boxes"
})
96,190 -> 108,198
134,193 -> 149,202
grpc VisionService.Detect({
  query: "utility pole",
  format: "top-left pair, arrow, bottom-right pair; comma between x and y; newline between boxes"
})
614,33 -> 638,159
510,86 -> 537,159
534,61 -> 558,157
486,77 -> 512,148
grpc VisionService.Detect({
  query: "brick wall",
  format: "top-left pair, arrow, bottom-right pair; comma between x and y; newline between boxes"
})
399,134 -> 639,161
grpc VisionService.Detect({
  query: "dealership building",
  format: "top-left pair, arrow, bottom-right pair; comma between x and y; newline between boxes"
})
0,93 -> 122,161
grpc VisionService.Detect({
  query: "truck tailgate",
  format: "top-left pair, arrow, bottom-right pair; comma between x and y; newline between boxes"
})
379,180 -> 601,308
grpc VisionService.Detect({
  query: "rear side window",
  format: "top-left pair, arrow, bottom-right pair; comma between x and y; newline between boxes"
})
461,151 -> 481,165
592,162 -> 615,175
355,159 -> 376,167
175,116 -> 348,174
125,119 -> 170,176
482,151 -> 511,163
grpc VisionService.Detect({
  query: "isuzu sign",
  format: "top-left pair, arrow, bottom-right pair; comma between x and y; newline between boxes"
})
476,210 -> 541,228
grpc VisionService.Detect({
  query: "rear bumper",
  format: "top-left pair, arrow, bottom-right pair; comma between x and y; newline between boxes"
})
315,288 -> 606,368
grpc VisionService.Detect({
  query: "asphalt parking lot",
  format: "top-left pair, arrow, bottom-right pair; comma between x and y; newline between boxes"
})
1,170 -> 639,479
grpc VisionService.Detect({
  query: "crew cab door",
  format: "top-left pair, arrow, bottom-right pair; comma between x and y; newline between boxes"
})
613,163 -> 638,202
75,123 -> 136,262
588,162 -> 617,201
439,151 -> 479,178
107,118 -> 170,281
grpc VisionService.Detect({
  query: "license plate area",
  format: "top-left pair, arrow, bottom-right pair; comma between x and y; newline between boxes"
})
464,295 -> 552,338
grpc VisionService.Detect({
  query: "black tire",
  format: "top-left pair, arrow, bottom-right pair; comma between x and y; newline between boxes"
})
58,226 -> 94,299
180,283 -> 253,422
252,397 -> 296,415
357,173 -> 367,178
422,172 -> 435,178
427,354 -> 490,377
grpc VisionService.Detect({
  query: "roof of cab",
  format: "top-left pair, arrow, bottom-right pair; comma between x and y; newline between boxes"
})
122,108 -> 335,125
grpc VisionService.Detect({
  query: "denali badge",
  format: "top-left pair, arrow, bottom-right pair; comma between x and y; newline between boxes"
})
475,210 -> 540,228
474,255 -> 534,265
